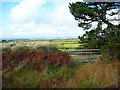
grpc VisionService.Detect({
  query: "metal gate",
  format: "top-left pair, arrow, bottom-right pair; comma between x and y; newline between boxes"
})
67,49 -> 101,63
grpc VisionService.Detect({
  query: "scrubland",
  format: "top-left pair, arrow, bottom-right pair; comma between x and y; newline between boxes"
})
1,39 -> 119,88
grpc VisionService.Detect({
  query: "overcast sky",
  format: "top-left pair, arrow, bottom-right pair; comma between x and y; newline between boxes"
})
0,0 -> 86,39
0,0 -> 118,39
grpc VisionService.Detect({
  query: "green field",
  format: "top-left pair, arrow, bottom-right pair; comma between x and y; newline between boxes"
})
1,39 -> 81,51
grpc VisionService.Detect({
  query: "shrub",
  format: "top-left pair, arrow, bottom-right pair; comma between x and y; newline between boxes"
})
9,44 -> 16,47
47,47 -> 59,52
2,40 -> 9,43
2,50 -> 72,72
2,51 -> 30,71
35,46 -> 59,52
27,51 -> 72,71
11,46 -> 30,51
2,47 -> 11,53
34,46 -> 47,51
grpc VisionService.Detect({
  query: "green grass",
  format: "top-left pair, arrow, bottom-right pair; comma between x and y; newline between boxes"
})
3,66 -> 42,88
3,64 -> 78,88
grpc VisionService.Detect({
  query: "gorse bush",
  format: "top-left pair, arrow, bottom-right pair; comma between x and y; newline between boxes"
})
2,50 -> 72,72
35,46 -> 59,52
11,46 -> 30,51
2,47 -> 11,53
47,47 -> 59,52
34,46 -> 47,51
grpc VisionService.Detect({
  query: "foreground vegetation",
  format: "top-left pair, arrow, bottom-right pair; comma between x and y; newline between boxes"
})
1,47 -> 119,88
2,49 -> 74,88
1,39 -> 119,88
2,50 -> 119,88
66,60 -> 119,88
4,61 -> 119,88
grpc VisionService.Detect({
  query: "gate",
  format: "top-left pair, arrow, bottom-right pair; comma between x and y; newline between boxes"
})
67,49 -> 101,63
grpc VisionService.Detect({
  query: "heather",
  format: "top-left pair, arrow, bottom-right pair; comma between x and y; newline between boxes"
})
2,49 -> 119,88
1,39 -> 119,88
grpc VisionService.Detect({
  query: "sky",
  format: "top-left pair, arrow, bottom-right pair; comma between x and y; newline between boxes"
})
0,0 -> 85,39
0,0 -> 119,40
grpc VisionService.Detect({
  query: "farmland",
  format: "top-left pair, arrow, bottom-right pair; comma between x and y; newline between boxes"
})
1,39 -> 80,50
1,39 -> 119,88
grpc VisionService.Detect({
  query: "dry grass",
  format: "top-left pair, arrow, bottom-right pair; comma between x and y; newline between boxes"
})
65,60 -> 119,88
